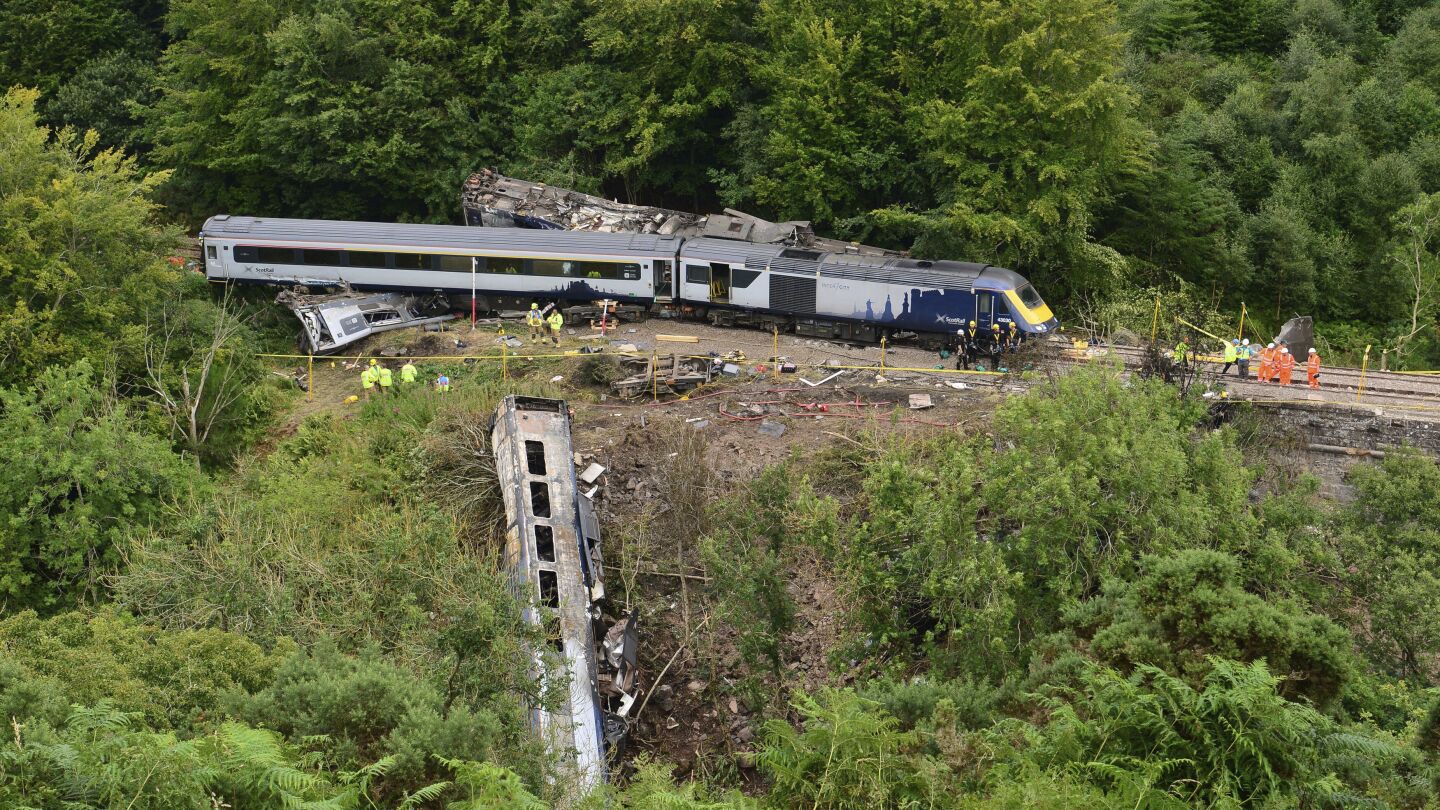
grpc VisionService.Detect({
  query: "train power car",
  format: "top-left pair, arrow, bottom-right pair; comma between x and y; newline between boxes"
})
200,215 -> 1058,342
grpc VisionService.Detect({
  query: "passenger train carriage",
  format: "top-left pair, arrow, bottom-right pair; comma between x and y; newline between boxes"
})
200,215 -> 1058,340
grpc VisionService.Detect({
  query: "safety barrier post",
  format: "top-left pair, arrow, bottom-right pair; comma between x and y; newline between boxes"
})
307,353 -> 313,402
651,350 -> 658,402
501,340 -> 508,380
772,326 -> 780,381
1150,296 -> 1160,343
880,336 -> 887,372
1357,344 -> 1371,402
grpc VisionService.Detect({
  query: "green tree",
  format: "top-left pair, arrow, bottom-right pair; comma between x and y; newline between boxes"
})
149,0 -> 511,222
0,607 -> 283,730
0,361 -> 200,611
893,0 -> 1147,295
1330,448 -> 1440,680
1075,549 -> 1355,705
0,87 -> 182,380
45,51 -> 159,154
0,0 -> 160,95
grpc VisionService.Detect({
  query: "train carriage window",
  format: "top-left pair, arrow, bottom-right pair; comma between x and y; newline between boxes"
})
1017,283 -> 1043,308
533,525 -> 556,562
524,440 -> 547,476
978,294 -> 993,320
347,250 -> 388,268
438,255 -> 471,272
257,247 -> 297,263
529,482 -> 551,518
302,249 -> 343,266
234,245 -> 258,262
487,256 -> 522,274
206,245 -> 217,260
531,259 -> 571,277
393,253 -> 427,269
685,264 -> 709,284
732,268 -> 760,288
538,570 -> 560,609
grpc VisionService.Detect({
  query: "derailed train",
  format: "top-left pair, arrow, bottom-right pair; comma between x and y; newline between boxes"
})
200,215 -> 1058,343
490,395 -> 636,796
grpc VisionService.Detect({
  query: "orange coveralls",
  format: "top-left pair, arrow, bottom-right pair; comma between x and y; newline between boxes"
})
1257,347 -> 1274,382
1276,352 -> 1295,386
1307,352 -> 1321,389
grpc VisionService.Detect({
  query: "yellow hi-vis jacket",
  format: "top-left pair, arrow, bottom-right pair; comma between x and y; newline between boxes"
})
547,312 -> 564,331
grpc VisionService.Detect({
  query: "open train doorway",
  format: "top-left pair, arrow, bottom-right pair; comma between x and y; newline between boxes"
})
708,262 -> 730,304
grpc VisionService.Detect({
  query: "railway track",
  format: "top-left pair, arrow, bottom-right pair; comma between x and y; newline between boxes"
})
1099,344 -> 1440,412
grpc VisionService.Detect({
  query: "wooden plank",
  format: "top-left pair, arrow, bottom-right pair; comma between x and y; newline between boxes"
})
656,334 -> 700,343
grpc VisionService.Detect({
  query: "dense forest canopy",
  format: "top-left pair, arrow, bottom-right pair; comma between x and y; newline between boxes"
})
4,0 -> 1440,362
5,0 -> 1440,807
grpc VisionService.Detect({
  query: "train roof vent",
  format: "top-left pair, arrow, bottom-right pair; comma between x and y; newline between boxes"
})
212,214 -> 231,222
779,248 -> 823,261
914,260 -> 933,268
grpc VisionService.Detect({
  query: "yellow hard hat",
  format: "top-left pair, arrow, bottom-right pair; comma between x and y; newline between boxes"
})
968,320 -> 976,327
531,303 -> 538,309
369,358 -> 377,366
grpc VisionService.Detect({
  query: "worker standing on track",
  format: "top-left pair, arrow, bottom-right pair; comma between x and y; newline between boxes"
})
1007,321 -> 1021,352
526,303 -> 545,341
1276,347 -> 1296,386
989,323 -> 1004,369
1221,339 -> 1238,375
377,362 -> 395,395
1258,342 -> 1276,382
547,309 -> 565,346
1307,348 -> 1322,389
400,360 -> 417,387
1237,339 -> 1252,379
360,358 -> 379,400
963,320 -> 979,368
1172,337 -> 1190,366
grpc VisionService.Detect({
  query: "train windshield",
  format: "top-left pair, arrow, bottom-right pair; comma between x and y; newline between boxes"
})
1016,283 -> 1044,309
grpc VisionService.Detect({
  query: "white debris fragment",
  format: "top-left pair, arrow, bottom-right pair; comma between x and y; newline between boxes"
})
580,463 -> 606,484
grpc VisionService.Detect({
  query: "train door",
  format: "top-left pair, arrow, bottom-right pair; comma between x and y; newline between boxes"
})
975,291 -> 998,331
653,260 -> 674,303
709,263 -> 730,304
204,241 -> 226,279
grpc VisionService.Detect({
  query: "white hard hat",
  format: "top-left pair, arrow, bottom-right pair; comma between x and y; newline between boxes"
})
1241,339 -> 1250,345
1267,342 -> 1275,349
1308,348 -> 1316,354
1281,348 -> 1289,354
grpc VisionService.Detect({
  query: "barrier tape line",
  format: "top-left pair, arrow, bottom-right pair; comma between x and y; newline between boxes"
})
254,352 -> 1011,377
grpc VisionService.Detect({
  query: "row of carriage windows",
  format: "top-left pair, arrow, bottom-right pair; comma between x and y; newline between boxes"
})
232,244 -> 641,280
525,439 -> 566,654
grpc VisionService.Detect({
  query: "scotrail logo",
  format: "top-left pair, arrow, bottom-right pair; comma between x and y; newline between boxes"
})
936,314 -> 967,326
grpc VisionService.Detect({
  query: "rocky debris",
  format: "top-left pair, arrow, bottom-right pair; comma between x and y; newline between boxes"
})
758,420 -> 786,438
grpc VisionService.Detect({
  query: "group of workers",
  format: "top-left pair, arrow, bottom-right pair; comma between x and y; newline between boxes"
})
1174,336 -> 1322,389
525,303 -> 566,345
952,320 -> 1025,369
359,358 -> 450,399
359,302 -> 568,398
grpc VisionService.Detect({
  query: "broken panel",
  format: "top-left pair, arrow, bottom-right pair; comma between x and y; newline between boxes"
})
462,168 -> 900,257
